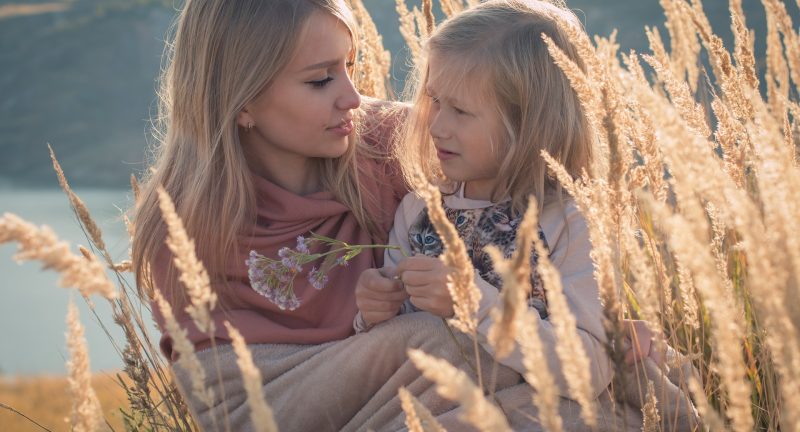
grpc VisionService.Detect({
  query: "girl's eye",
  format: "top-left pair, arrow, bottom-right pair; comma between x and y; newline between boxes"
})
453,106 -> 468,115
308,77 -> 333,88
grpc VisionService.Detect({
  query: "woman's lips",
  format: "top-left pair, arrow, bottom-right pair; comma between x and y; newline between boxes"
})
437,148 -> 458,160
328,119 -> 354,136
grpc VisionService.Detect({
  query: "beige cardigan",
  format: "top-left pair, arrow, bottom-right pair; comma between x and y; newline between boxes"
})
356,187 -> 613,399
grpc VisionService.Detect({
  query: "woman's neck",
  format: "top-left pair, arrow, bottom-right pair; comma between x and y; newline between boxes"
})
248,152 -> 322,196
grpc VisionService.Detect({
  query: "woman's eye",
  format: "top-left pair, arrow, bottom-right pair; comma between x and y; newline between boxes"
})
308,77 -> 333,88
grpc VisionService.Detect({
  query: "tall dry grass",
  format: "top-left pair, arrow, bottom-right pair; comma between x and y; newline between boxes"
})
1,0 -> 798,431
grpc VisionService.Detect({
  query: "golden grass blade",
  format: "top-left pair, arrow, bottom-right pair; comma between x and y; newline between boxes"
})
527,197 -> 597,428
399,387 -> 446,432
349,0 -> 391,99
641,381 -> 660,432
49,145 -> 107,254
408,349 -> 510,431
517,312 -> 563,432
397,0 -> 423,64
0,213 -> 117,299
156,186 -> 217,334
412,175 -> 480,335
485,201 -> 539,359
223,322 -> 278,432
66,299 -> 105,432
152,290 -> 215,411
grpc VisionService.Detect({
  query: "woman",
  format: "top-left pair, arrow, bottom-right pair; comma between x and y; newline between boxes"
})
132,0 -> 522,430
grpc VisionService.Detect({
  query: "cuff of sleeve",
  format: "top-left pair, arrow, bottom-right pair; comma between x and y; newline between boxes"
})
353,311 -> 374,334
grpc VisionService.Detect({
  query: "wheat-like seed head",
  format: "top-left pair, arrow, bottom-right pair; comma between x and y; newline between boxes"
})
408,349 -> 511,431
0,213 -> 117,299
66,299 -> 105,432
156,187 -> 217,334
224,322 -> 278,432
399,387 -> 446,432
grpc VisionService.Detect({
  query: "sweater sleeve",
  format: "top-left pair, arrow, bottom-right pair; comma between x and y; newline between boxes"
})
475,198 -> 613,399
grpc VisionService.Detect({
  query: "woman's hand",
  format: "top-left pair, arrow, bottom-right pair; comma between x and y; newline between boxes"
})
355,267 -> 408,326
396,255 -> 455,318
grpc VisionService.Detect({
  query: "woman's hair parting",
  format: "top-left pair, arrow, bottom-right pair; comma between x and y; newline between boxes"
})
396,0 -> 593,215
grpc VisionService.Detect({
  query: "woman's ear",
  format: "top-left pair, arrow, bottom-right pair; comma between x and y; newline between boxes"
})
237,107 -> 254,129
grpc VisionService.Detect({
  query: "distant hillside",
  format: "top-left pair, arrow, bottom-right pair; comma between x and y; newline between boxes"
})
0,0 -> 797,188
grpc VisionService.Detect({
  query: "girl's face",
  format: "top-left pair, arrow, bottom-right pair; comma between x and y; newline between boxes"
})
239,11 -> 360,170
425,55 -> 505,201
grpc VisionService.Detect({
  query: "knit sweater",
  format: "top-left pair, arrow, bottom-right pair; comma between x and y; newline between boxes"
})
150,104 -> 407,360
357,186 -> 613,398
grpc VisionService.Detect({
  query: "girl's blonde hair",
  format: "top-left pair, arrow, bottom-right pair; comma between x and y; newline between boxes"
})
133,0 -> 378,296
397,0 -> 593,215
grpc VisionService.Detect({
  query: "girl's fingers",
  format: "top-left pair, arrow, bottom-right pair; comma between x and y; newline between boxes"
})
396,255 -> 438,273
358,288 -> 409,302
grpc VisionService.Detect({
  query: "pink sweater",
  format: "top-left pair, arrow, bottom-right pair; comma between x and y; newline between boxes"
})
151,109 -> 406,359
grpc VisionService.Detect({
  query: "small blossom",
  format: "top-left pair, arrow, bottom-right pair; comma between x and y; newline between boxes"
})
335,256 -> 349,267
296,236 -> 310,254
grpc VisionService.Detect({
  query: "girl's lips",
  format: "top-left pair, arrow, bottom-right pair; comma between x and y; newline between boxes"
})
437,148 -> 458,160
328,119 -> 354,136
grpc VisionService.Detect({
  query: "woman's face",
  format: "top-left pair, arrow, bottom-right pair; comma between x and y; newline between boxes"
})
239,11 -> 360,167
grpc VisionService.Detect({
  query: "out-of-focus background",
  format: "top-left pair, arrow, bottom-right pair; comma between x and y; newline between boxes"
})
0,0 -> 798,376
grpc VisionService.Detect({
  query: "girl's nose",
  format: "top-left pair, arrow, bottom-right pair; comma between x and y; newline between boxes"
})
429,111 -> 449,140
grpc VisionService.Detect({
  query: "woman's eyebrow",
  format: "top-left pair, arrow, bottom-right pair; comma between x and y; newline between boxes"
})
301,59 -> 340,72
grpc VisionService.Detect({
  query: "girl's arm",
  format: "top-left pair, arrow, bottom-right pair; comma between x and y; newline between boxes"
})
475,198 -> 613,399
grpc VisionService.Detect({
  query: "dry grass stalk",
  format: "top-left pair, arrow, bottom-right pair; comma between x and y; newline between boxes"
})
485,201 -> 539,359
765,9 -> 790,118
408,349 -> 511,432
641,195 -> 752,432
156,186 -> 217,334
152,290 -> 215,411
762,0 -> 800,94
643,27 -> 710,139
223,322 -> 278,432
517,312 -> 563,432
348,0 -> 391,99
659,0 -> 701,91
528,198 -> 597,428
710,97 -> 748,187
49,145 -> 107,253
131,174 -> 141,202
640,381 -> 660,432
422,0 -> 435,36
439,0 -> 466,18
399,387 -> 446,432
396,0 -> 423,64
66,299 -> 105,432
413,177 -> 480,335
0,213 -> 117,299
729,0 -> 758,89
684,0 -> 753,122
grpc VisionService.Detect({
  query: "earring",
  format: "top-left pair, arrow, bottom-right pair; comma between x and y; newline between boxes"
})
247,122 -> 254,132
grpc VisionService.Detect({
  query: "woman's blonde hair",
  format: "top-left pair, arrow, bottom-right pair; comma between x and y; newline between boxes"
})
133,0 -> 378,296
396,0 -> 593,215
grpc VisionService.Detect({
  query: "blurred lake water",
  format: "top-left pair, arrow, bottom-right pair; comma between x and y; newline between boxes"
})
0,188 -> 150,375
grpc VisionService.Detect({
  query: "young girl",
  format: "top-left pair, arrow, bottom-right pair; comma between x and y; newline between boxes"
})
355,0 -> 697,429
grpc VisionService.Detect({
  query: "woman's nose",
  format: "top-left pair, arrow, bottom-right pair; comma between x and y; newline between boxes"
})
336,76 -> 361,111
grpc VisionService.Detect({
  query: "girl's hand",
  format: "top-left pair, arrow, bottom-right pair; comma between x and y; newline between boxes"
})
396,255 -> 455,318
355,267 -> 408,326
622,319 -> 665,366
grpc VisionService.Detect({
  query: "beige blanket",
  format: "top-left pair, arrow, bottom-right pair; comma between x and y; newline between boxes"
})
174,313 -> 696,431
